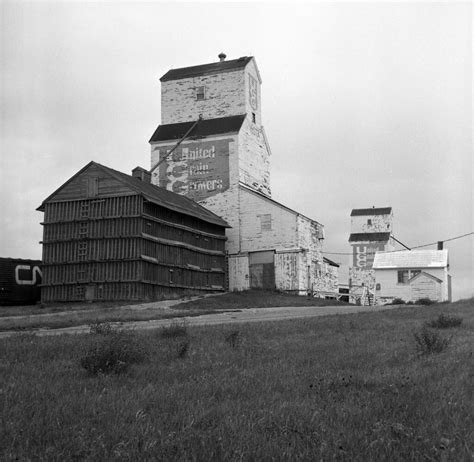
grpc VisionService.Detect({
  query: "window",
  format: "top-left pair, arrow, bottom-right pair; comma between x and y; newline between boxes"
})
196,86 -> 205,100
367,219 -> 372,226
259,214 -> 272,232
398,271 -> 409,284
252,112 -> 256,123
398,270 -> 420,284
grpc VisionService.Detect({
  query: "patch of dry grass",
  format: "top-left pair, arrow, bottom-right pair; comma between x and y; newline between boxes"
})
1,298 -> 472,460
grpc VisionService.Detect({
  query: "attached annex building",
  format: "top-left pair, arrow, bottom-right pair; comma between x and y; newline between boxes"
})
149,54 -> 333,294
38,162 -> 228,302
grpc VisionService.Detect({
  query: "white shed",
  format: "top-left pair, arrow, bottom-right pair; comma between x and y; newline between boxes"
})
372,250 -> 451,303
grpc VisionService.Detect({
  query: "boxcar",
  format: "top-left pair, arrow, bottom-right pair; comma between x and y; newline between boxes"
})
0,258 -> 42,305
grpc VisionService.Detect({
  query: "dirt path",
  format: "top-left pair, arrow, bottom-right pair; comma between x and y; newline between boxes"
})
0,303 -> 403,339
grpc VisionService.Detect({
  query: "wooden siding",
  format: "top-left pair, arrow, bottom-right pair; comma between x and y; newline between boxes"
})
41,191 -> 226,302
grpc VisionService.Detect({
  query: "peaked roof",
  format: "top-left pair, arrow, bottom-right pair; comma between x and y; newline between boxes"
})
373,249 -> 448,269
351,207 -> 392,217
149,115 -> 246,143
349,232 -> 391,242
409,271 -> 443,284
160,56 -> 254,82
37,161 -> 229,228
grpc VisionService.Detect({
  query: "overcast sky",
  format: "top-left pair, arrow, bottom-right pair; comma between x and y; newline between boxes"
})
1,1 -> 472,300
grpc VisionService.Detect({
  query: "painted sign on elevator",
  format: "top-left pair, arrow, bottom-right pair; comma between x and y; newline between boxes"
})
352,244 -> 385,269
154,139 -> 230,201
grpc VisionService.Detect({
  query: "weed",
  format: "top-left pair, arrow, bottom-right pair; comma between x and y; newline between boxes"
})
414,326 -> 451,355
426,314 -> 463,329
160,320 -> 188,338
225,330 -> 242,348
80,330 -> 147,375
176,338 -> 190,359
89,320 -> 113,335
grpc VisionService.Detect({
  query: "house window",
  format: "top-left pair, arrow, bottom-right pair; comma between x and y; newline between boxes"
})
367,219 -> 372,226
196,86 -> 205,100
397,269 -> 421,284
398,270 -> 409,284
259,214 -> 272,232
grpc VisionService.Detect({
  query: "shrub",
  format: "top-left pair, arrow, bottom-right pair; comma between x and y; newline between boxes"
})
80,330 -> 147,375
89,321 -> 113,335
225,330 -> 242,348
391,298 -> 405,305
160,320 -> 188,338
413,326 -> 450,355
176,338 -> 190,359
426,314 -> 463,329
417,298 -> 436,305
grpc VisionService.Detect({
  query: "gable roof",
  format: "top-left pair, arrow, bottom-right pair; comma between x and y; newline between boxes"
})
37,161 -> 229,228
149,115 -> 246,143
373,249 -> 448,269
349,232 -> 391,242
351,207 -> 392,217
409,271 -> 443,284
160,56 -> 254,82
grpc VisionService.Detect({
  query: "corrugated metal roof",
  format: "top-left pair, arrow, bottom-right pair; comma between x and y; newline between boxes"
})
38,162 -> 229,228
160,57 -> 253,82
149,115 -> 246,143
349,232 -> 391,242
373,250 -> 448,269
351,207 -> 392,216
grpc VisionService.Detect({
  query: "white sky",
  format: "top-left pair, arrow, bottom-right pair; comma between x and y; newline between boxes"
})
1,1 -> 472,300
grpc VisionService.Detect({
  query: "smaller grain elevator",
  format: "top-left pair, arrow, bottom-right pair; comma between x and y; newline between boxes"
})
38,162 -> 228,302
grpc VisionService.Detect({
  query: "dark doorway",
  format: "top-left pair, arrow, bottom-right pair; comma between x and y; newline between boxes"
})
249,251 -> 275,289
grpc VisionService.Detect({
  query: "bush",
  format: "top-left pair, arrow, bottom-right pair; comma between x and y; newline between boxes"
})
160,321 -> 188,338
426,314 -> 463,329
176,338 -> 190,359
391,298 -> 405,305
417,298 -> 436,305
225,330 -> 242,348
414,327 -> 450,355
89,321 -> 113,335
80,330 -> 147,375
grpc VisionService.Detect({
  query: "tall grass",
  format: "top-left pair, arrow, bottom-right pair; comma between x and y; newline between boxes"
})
1,299 -> 472,460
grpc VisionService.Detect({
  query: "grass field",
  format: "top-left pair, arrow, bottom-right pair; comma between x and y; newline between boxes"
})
0,290 -> 346,332
1,298 -> 472,460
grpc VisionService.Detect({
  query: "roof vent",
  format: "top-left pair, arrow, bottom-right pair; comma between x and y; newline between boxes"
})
132,166 -> 151,183
218,52 -> 226,62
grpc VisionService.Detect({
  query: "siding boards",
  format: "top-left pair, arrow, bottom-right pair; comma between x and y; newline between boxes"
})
41,187 -> 226,302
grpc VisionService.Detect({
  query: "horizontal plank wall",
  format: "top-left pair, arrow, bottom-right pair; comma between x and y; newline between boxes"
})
41,189 -> 226,302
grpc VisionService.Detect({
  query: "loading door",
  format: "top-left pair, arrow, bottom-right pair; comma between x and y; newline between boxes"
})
249,251 -> 275,289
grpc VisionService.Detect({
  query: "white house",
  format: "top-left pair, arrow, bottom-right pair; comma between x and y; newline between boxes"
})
372,249 -> 452,303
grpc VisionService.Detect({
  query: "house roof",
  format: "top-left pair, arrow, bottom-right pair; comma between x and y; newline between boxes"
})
349,232 -> 391,242
37,161 -> 229,228
409,271 -> 443,284
373,250 -> 448,269
160,56 -> 254,82
351,207 -> 392,217
149,115 -> 246,143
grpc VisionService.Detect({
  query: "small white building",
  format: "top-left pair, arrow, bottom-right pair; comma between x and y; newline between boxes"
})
373,249 -> 452,303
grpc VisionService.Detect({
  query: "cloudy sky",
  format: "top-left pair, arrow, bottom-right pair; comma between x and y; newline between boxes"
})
1,1 -> 472,299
